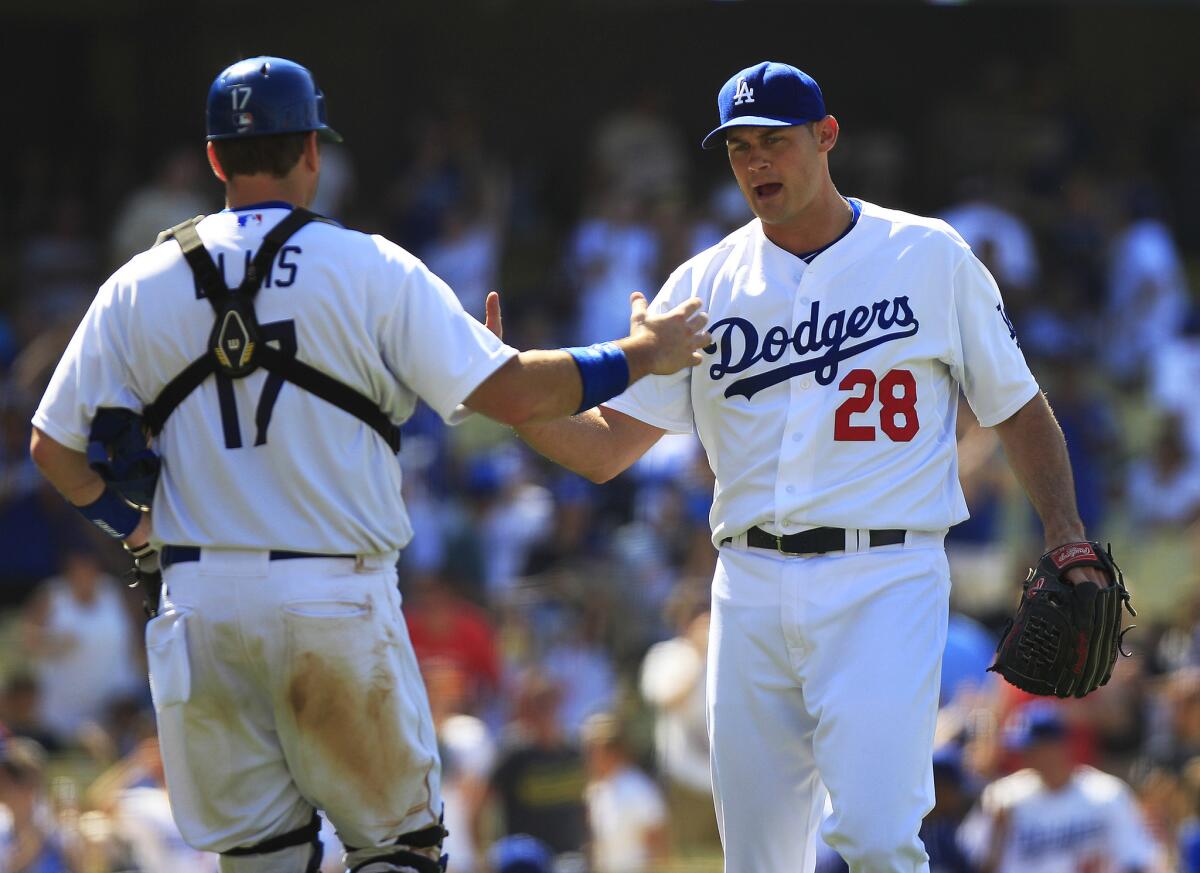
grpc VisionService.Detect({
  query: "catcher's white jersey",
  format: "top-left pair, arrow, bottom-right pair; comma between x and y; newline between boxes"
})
957,767 -> 1162,873
605,199 -> 1039,545
34,204 -> 516,553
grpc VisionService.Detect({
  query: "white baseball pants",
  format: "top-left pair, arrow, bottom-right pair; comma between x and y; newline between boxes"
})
146,550 -> 442,872
708,534 -> 950,873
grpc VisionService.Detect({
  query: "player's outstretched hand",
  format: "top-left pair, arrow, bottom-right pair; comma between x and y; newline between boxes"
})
625,292 -> 711,377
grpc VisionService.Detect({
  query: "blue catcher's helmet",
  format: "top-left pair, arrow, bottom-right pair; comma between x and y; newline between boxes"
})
206,56 -> 342,143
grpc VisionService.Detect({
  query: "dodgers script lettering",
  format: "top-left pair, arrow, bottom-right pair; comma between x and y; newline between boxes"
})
706,296 -> 919,399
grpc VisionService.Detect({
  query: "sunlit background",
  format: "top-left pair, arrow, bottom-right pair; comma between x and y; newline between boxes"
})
2,1 -> 1199,871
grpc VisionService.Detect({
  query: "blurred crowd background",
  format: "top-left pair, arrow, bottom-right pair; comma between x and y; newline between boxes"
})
3,1 -> 1200,871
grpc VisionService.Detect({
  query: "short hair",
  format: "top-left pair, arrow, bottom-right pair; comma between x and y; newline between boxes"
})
212,132 -> 308,179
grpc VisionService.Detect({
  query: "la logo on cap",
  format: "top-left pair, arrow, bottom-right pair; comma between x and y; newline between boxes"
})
733,77 -> 755,105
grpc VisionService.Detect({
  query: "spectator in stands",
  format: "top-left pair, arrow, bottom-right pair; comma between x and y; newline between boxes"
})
21,545 -> 142,747
639,585 -> 719,854
1179,756 -> 1200,872
958,703 -> 1165,872
404,572 -> 501,707
387,96 -> 501,254
580,712 -> 668,873
566,190 -> 659,346
87,736 -> 217,873
489,670 -> 587,855
541,600 -> 617,739
941,182 -> 1040,299
1151,309 -> 1200,458
0,736 -> 75,872
921,744 -> 975,873
1037,356 -> 1119,536
1147,669 -> 1200,771
424,659 -> 496,873
0,674 -> 60,753
1105,187 -> 1190,384
109,147 -> 211,266
1126,414 -> 1200,532
590,88 -> 687,204
420,161 -> 509,320
462,450 -> 554,598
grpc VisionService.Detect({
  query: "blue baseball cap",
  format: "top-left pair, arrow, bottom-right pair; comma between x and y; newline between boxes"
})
702,61 -> 827,149
489,834 -> 554,873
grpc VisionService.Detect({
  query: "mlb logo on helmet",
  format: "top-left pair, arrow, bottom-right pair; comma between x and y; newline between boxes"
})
701,61 -> 827,149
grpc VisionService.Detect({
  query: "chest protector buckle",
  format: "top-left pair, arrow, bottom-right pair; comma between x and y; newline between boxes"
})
211,299 -> 260,377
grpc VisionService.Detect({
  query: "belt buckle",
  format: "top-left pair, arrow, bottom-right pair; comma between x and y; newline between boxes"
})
775,534 -> 805,557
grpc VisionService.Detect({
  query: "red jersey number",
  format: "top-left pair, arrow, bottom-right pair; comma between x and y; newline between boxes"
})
834,368 -> 919,442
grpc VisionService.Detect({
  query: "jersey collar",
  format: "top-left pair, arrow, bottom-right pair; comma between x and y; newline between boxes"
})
222,200 -> 295,212
795,197 -> 862,263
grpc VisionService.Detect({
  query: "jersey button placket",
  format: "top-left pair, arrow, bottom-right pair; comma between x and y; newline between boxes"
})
776,271 -> 818,526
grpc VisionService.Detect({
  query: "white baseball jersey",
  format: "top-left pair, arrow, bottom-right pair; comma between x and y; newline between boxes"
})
604,199 -> 1039,544
34,204 -> 516,553
957,767 -> 1162,873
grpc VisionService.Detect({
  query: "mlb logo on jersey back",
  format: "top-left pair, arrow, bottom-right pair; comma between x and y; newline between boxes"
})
237,214 -> 265,227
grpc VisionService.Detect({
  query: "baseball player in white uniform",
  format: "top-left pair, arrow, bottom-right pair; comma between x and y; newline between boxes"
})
484,61 -> 1109,873
28,56 -> 709,873
957,705 -> 1163,873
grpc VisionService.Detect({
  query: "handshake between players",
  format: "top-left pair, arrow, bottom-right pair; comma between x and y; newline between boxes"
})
483,289 -> 711,378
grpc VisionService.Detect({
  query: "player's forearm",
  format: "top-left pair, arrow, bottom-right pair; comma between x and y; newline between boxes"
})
992,392 -> 1086,546
466,338 -> 657,427
30,428 -> 153,547
515,409 -> 626,481
29,428 -> 106,506
516,406 -> 662,483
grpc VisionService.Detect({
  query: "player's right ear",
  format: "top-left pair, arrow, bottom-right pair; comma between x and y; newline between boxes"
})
206,142 -> 228,183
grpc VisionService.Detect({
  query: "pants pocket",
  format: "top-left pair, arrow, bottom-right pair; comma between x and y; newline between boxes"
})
146,608 -> 192,709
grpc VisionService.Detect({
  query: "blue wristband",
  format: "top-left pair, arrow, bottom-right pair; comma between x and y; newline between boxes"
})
76,486 -> 142,539
566,342 -> 631,415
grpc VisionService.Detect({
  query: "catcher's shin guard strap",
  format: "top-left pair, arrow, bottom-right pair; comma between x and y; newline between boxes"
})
345,823 -> 449,873
223,812 -> 321,857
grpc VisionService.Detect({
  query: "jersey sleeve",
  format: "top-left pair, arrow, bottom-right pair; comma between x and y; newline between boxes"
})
1106,784 -> 1163,868
948,252 -> 1040,428
383,254 -> 518,425
32,279 -> 141,451
601,270 -> 696,434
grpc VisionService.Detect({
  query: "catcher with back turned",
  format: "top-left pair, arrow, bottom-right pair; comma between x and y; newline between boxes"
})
27,56 -> 710,873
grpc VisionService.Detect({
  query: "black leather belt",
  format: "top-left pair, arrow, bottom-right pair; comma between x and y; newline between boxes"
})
161,545 -> 356,569
722,526 -> 907,556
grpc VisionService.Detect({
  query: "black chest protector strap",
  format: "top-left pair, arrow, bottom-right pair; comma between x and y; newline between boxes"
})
143,208 -> 401,452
